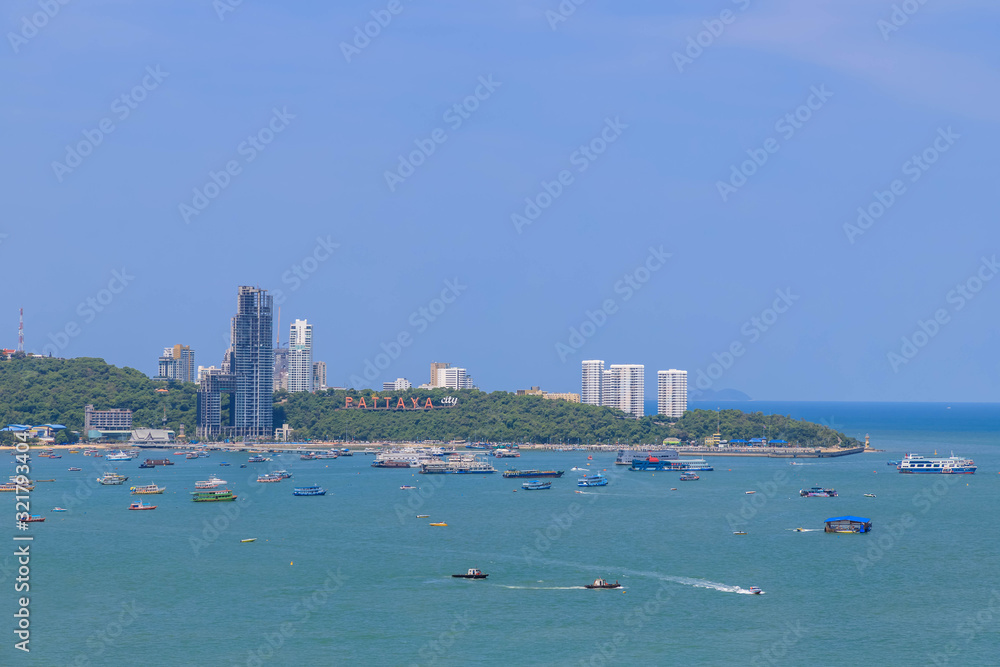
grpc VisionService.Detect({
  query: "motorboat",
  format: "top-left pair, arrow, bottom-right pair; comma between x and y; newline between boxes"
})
748,586 -> 763,595
584,579 -> 621,589
400,485 -> 416,490
416,515 -> 430,518
679,473 -> 699,481
241,538 -> 257,543
521,480 -> 552,490
68,467 -> 82,472
97,472 -> 128,485
864,493 -> 877,498
24,515 -> 45,522
52,507 -> 68,512
128,502 -> 156,510
429,522 -> 448,527
293,485 -> 327,496
452,569 -> 488,579
733,531 -> 748,535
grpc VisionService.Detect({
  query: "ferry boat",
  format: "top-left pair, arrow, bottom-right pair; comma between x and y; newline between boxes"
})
824,516 -> 872,533
195,477 -> 227,489
419,457 -> 497,474
679,473 -> 700,481
371,460 -> 413,469
191,489 -> 238,502
492,449 -> 520,458
97,472 -> 129,485
105,451 -> 132,461
257,474 -> 283,483
578,473 -> 608,487
521,480 -> 552,490
615,449 -> 678,465
130,484 -> 165,495
128,501 -> 156,510
248,454 -> 271,463
502,469 -> 565,478
897,453 -> 977,474
452,569 -> 488,579
273,470 -> 293,479
314,451 -> 339,459
584,578 -> 620,589
800,487 -> 837,497
145,459 -> 174,467
293,485 -> 327,496
0,482 -> 34,492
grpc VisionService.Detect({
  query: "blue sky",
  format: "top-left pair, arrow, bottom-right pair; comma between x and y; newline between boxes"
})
2,0 -> 998,401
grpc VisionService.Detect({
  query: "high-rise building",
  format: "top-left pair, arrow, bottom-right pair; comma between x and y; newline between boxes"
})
381,377 -> 412,391
156,345 -> 195,382
602,364 -> 644,417
287,319 -> 313,393
429,362 -> 450,387
273,346 -> 289,391
581,360 -> 604,406
657,369 -> 688,418
312,361 -> 327,390
436,367 -> 474,390
197,286 -> 273,439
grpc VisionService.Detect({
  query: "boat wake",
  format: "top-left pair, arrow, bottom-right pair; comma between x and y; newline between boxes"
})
786,528 -> 821,532
496,585 -> 588,590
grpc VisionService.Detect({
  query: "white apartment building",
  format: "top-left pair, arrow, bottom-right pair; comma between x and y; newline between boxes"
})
436,367 -> 474,390
602,364 -> 644,417
657,369 -> 688,418
581,360 -> 604,406
287,319 -> 313,393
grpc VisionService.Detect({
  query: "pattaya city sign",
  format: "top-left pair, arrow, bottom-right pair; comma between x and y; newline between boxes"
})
343,396 -> 450,409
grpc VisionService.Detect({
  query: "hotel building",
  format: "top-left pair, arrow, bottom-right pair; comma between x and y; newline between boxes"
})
657,369 -> 688,418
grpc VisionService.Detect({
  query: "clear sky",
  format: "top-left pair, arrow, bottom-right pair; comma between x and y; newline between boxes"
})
3,0 -> 997,402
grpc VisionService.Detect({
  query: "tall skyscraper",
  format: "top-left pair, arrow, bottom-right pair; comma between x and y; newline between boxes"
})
273,346 -> 289,391
602,364 -> 644,417
312,361 -> 327,390
581,360 -> 604,406
287,319 -> 313,393
198,286 -> 274,439
657,369 -> 688,418
429,362 -> 450,387
156,344 -> 195,382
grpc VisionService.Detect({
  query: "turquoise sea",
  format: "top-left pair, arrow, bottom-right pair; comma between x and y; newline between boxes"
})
4,402 -> 1000,666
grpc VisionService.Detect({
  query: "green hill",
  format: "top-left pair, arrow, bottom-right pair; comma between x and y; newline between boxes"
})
0,357 -> 860,448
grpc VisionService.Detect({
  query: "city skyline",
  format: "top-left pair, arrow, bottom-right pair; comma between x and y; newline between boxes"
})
5,2 -> 999,403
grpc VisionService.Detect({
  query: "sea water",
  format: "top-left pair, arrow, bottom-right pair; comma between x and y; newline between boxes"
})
4,402 -> 999,665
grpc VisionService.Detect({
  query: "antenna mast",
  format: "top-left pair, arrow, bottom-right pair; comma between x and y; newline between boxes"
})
18,307 -> 24,352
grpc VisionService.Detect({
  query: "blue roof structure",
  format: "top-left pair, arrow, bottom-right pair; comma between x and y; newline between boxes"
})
41,424 -> 66,429
825,516 -> 871,523
1,425 -> 31,432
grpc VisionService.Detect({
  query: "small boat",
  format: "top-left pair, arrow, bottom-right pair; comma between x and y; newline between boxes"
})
748,586 -> 763,595
584,579 -> 620,589
452,569 -> 488,579
794,527 -> 807,532
24,515 -> 45,522
864,493 -> 877,498
128,502 -> 156,511
293,485 -> 327,496
68,467 -> 82,471
248,455 -> 271,463
300,453 -> 316,460
400,485 -> 416,490
219,462 -> 231,467
733,531 -> 748,535
670,487 -> 677,491
241,538 -> 256,543
679,473 -> 699,481
185,453 -> 199,459
800,487 -> 837,497
416,515 -> 430,518
745,491 -> 755,494
240,464 -> 247,468
52,507 -> 68,512
521,480 -> 552,490
429,522 -> 448,527
48,454 -> 62,459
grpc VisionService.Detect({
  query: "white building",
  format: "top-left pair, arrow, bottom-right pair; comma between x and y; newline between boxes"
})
312,361 -> 327,390
287,319 -> 313,393
581,360 -> 604,406
436,367 -> 474,390
602,364 -> 644,417
657,369 -> 688,418
196,365 -> 221,385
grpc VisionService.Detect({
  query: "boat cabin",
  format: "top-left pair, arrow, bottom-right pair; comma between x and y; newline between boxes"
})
824,516 -> 872,533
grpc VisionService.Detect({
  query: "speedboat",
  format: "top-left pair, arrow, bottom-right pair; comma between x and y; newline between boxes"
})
864,493 -> 877,498
52,507 -> 68,512
794,527 -> 807,532
241,538 -> 256,543
452,569 -> 488,579
128,502 -> 156,510
585,579 -> 621,589
429,522 -> 448,527
400,485 -> 416,490
748,586 -> 763,595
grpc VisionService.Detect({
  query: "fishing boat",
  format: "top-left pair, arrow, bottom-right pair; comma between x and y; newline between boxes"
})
521,480 -> 552,490
584,579 -> 621,589
452,569 -> 488,579
502,470 -> 564,478
748,586 -> 763,595
128,502 -> 156,511
679,473 -> 699,481
68,467 -> 82,472
97,472 -> 129,485
241,538 -> 256,543
52,507 -> 68,512
800,487 -> 837,497
191,489 -> 238,502
429,522 -> 448,527
578,473 -> 607,487
257,474 -> 282,483
897,453 -> 977,474
293,485 -> 327,496
130,484 -> 165,495
24,515 -> 45,522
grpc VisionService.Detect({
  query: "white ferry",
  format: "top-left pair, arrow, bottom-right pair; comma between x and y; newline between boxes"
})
105,451 -> 133,461
419,456 -> 497,474
897,453 -> 977,474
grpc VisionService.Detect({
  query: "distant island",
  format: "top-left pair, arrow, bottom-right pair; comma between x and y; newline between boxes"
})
0,357 -> 860,448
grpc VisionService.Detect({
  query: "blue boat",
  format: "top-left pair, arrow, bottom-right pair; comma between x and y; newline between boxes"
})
578,473 -> 608,487
824,516 -> 872,533
629,458 -> 672,471
521,480 -> 551,490
293,485 -> 327,496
